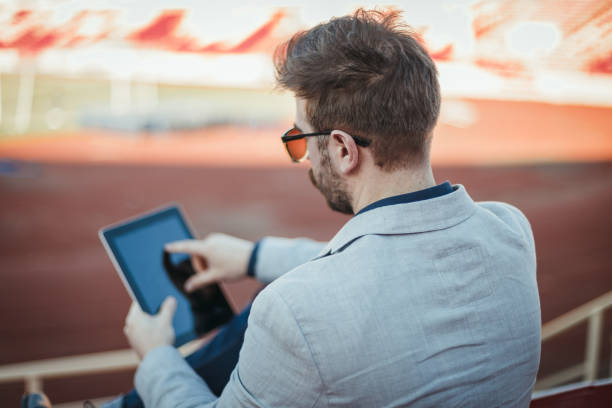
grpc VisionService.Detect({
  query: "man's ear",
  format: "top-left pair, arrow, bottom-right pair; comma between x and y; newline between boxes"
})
329,130 -> 359,175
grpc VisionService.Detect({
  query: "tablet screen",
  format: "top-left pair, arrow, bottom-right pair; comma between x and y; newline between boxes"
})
100,205 -> 234,346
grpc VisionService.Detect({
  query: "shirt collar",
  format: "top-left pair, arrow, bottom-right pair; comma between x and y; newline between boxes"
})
314,183 -> 475,259
355,181 -> 454,216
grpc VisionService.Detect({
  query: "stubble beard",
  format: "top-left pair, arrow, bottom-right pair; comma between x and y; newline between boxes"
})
308,151 -> 354,215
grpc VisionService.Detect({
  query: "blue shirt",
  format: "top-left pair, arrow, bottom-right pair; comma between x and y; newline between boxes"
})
247,181 -> 453,277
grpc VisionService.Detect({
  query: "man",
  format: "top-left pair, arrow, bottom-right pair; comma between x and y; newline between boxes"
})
112,8 -> 542,408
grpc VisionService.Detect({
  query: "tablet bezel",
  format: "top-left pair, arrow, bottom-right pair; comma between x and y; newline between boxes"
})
98,203 -> 232,347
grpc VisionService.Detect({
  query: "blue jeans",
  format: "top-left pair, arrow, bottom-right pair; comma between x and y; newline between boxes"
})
121,304 -> 251,408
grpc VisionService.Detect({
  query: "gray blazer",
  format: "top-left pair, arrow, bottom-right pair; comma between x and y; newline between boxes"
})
135,185 -> 541,407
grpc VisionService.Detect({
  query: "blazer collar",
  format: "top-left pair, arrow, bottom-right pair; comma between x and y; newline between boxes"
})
315,184 -> 477,258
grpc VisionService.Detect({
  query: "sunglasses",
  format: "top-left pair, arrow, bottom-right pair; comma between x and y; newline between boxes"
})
281,127 -> 371,163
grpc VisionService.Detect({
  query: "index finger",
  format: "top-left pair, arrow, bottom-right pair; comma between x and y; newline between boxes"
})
164,240 -> 204,254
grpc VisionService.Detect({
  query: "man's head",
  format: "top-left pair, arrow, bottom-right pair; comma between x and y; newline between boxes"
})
276,8 -> 441,213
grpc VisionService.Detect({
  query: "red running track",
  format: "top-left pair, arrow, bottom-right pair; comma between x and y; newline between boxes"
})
1,161 -> 611,403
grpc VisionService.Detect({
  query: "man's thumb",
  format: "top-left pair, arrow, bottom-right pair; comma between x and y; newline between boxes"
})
159,296 -> 177,322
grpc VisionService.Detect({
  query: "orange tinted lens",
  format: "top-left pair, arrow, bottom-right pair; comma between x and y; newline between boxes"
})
286,128 -> 301,136
286,138 -> 307,162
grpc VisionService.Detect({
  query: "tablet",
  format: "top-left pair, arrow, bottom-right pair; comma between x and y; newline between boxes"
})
99,204 -> 235,347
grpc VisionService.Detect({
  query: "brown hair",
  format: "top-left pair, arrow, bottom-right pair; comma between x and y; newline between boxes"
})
274,8 -> 440,170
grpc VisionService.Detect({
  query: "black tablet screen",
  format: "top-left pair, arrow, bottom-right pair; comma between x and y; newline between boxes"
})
102,206 -> 233,346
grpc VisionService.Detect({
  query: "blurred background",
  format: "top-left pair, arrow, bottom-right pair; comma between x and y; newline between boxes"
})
0,0 -> 611,405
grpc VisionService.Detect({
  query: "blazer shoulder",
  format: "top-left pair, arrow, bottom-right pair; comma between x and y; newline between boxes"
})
262,254 -> 348,315
477,201 -> 535,251
267,256 -> 331,291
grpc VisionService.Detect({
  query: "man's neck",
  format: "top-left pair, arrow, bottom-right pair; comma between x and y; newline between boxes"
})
350,164 -> 436,214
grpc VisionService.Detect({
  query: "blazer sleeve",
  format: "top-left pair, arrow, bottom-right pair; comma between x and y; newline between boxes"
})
217,284 -> 325,407
134,284 -> 325,408
252,237 -> 326,284
135,346 -> 216,408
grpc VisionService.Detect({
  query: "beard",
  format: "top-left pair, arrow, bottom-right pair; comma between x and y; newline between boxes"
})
308,158 -> 354,215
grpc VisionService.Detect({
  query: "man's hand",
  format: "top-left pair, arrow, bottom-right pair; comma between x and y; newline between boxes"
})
124,297 -> 177,359
165,233 -> 255,292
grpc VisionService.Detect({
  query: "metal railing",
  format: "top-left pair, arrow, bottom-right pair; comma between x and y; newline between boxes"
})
1,291 -> 611,396
536,290 -> 612,389
0,338 -> 206,394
